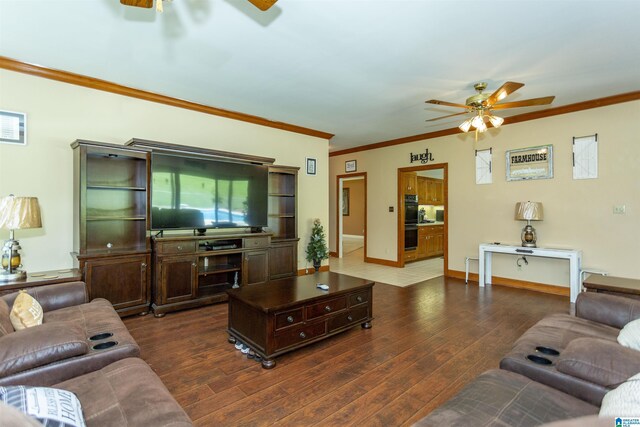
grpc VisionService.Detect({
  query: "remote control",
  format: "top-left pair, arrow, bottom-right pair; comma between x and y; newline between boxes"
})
316,284 -> 329,291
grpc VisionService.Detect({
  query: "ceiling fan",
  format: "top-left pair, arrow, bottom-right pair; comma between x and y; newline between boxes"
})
425,82 -> 555,138
120,0 -> 278,12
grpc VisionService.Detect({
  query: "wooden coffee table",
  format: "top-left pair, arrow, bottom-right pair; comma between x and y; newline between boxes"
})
226,271 -> 374,369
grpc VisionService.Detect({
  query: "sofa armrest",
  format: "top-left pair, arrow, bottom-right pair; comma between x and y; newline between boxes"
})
0,322 -> 88,377
1,282 -> 88,312
575,292 -> 640,329
556,337 -> 640,388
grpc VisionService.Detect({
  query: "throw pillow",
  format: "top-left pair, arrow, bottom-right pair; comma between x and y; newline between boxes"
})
9,291 -> 43,330
618,318 -> 640,350
600,372 -> 640,417
0,386 -> 86,427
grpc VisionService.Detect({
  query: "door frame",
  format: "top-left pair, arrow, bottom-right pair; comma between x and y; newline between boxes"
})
397,163 -> 448,273
336,172 -> 367,260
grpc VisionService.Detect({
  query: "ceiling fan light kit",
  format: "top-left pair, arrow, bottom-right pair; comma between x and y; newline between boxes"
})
426,81 -> 555,139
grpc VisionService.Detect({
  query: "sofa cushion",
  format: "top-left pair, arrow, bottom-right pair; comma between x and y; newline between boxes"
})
9,291 -> 43,330
556,337 -> 640,388
0,299 -> 14,336
600,372 -> 640,417
414,369 -> 598,427
618,318 -> 640,350
0,385 -> 85,427
500,313 -> 621,406
55,358 -> 192,427
0,298 -> 140,387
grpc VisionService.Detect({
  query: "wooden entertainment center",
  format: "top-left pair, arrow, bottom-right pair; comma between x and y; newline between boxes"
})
71,139 -> 299,317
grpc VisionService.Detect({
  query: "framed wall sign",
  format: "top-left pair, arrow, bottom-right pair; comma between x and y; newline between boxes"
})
345,160 -> 357,172
306,158 -> 317,175
506,145 -> 553,181
0,110 -> 27,146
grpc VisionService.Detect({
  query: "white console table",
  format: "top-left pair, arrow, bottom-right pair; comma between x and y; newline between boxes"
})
478,243 -> 583,303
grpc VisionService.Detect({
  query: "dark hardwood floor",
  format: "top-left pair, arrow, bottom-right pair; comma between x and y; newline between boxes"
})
124,276 -> 569,426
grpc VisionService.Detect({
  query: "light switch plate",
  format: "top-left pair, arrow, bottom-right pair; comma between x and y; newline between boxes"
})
613,205 -> 626,214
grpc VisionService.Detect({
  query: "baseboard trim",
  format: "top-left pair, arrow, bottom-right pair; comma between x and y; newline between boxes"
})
448,270 -> 570,297
343,234 -> 364,239
297,265 -> 330,276
364,256 -> 402,268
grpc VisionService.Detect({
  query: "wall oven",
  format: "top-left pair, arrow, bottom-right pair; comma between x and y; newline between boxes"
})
404,194 -> 419,250
404,195 -> 418,224
404,225 -> 418,250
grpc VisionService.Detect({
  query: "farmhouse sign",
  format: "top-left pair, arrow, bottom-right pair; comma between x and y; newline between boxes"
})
506,145 -> 553,181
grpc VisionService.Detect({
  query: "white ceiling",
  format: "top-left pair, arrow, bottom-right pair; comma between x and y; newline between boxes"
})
1,0 -> 639,151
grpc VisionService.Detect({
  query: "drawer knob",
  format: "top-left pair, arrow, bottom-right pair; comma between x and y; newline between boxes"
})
287,316 -> 294,323
347,315 -> 353,322
177,245 -> 182,250
356,296 -> 363,303
299,332 -> 306,339
325,305 -> 332,312
106,242 -> 113,249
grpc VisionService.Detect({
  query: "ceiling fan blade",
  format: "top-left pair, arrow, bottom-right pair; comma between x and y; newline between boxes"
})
484,81 -> 524,106
425,111 -> 468,122
426,99 -> 469,109
248,0 -> 278,11
120,0 -> 153,8
491,96 -> 556,110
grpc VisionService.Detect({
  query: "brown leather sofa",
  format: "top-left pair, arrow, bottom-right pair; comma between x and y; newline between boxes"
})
0,281 -> 140,386
0,282 -> 192,426
416,292 -> 640,426
500,292 -> 640,405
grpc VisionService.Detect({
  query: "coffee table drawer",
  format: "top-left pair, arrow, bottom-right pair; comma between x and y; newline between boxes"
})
274,322 -> 326,351
306,297 -> 347,320
327,305 -> 369,333
275,308 -> 304,330
349,290 -> 370,306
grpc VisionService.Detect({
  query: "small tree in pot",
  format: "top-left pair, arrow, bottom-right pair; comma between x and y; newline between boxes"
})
305,218 -> 329,272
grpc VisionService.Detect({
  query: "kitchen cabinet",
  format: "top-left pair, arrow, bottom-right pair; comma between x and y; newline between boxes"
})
418,177 -> 428,204
422,178 -> 444,204
416,225 -> 444,259
402,172 -> 418,195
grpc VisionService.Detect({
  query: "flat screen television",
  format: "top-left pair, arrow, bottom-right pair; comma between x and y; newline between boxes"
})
150,153 -> 268,231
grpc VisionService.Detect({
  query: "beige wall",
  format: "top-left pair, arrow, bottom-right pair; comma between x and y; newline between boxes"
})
343,179 -> 365,236
330,101 -> 640,287
0,70 -> 329,272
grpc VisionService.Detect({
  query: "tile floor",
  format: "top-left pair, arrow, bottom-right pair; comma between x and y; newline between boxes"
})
330,239 -> 444,287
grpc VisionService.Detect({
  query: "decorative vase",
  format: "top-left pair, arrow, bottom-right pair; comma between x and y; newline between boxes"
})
313,259 -> 321,272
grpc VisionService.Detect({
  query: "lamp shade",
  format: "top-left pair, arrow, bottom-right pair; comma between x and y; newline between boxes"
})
0,196 -> 42,230
515,201 -> 543,221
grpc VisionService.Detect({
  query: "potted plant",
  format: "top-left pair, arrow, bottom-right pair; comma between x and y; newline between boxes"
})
305,218 -> 329,272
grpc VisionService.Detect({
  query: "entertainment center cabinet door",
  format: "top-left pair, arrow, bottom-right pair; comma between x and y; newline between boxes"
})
158,255 -> 198,304
268,241 -> 297,280
82,254 -> 150,316
243,250 -> 269,286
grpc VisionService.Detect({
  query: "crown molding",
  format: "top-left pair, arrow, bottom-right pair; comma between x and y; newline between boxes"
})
0,56 -> 334,141
330,91 -> 640,157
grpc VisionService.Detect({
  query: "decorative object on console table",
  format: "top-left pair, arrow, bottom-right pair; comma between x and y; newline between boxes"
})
305,218 -> 329,272
0,195 -> 42,281
515,201 -> 543,248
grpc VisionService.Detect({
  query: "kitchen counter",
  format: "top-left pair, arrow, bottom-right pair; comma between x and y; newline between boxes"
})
417,221 -> 444,226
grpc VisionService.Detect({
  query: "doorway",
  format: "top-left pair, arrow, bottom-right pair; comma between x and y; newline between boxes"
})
336,173 -> 367,260
397,163 -> 448,275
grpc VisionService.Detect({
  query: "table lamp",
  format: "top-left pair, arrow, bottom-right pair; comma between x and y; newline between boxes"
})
515,201 -> 543,248
0,195 -> 42,281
